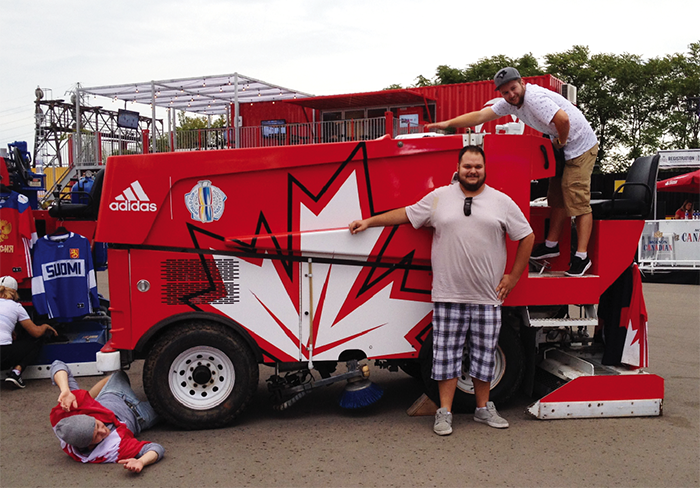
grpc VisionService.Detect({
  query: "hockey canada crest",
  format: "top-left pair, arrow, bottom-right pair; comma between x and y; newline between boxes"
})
185,180 -> 227,223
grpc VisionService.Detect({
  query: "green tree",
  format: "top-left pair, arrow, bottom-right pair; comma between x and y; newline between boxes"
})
435,64 -> 467,84
413,75 -> 433,87
174,112 -> 228,151
410,54 -> 544,87
177,112 -> 226,129
391,42 -> 700,172
614,54 -> 671,165
547,50 -> 681,171
545,47 -> 624,169
662,42 -> 700,150
462,53 -> 543,82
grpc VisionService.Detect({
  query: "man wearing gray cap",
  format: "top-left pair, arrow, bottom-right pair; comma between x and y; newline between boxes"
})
427,67 -> 599,277
49,360 -> 163,473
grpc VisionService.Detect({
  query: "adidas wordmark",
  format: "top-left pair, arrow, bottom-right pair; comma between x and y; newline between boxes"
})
109,181 -> 157,212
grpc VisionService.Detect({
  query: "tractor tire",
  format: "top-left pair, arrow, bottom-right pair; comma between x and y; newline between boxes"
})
398,360 -> 423,380
143,321 -> 258,430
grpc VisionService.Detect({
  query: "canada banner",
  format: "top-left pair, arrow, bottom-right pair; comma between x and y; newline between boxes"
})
620,264 -> 649,368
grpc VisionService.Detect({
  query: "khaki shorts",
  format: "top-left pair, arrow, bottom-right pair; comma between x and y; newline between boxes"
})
547,144 -> 598,217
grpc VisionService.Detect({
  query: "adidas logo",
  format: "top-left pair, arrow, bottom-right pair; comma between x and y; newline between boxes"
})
109,181 -> 157,212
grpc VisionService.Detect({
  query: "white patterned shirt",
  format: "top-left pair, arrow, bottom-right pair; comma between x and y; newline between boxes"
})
491,83 -> 598,160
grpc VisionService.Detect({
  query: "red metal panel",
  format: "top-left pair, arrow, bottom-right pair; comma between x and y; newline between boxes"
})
507,220 -> 644,307
540,374 -> 664,403
239,100 -> 312,126
97,134 -> 637,307
291,90 -> 430,111
0,157 -> 8,182
100,133 -> 644,359
142,130 -> 149,154
99,133 -> 639,305
105,248 -> 132,350
68,135 -> 74,165
241,75 -> 565,135
97,135 -> 469,247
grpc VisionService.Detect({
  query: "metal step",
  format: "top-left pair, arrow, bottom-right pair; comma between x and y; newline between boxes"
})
538,348 -> 595,380
528,316 -> 598,328
40,164 -> 103,205
527,303 -> 597,328
527,369 -> 664,420
537,348 -> 643,382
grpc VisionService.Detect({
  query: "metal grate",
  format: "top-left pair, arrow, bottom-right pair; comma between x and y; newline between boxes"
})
161,257 -> 239,305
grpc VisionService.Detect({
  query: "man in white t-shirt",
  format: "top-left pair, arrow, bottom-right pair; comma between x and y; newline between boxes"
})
349,146 -> 534,435
427,67 -> 599,277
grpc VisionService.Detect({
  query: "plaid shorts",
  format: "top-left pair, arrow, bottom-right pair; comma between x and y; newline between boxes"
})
431,302 -> 501,382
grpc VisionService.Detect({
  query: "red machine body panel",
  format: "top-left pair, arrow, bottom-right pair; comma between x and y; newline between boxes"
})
97,134 -> 643,363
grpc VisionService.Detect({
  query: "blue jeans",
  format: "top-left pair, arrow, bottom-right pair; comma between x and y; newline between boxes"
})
95,370 -> 159,432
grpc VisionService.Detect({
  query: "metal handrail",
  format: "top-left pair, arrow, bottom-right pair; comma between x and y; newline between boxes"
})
170,117 -> 394,152
39,117 -> 419,171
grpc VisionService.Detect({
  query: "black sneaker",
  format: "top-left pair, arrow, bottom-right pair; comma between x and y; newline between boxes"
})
531,242 -> 560,260
566,256 -> 592,276
5,371 -> 26,389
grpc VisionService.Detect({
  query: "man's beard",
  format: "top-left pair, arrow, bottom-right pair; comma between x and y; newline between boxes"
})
510,90 -> 524,108
459,173 -> 486,192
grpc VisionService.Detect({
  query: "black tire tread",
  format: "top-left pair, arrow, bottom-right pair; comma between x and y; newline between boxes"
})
143,321 -> 259,429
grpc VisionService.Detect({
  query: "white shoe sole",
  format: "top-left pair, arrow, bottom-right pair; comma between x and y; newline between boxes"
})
434,426 -> 452,435
5,377 -> 25,389
531,251 -> 560,260
565,260 -> 592,277
474,417 -> 509,429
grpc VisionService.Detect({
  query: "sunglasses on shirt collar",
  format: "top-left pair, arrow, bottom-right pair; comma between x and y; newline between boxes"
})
463,197 -> 473,216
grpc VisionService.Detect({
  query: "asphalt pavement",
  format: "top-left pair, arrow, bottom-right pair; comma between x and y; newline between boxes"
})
1,281 -> 698,487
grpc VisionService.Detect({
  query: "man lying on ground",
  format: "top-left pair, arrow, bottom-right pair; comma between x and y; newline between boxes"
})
49,360 -> 164,473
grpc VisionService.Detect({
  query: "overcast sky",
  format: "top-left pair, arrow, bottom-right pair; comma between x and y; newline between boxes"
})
2,0 -> 698,155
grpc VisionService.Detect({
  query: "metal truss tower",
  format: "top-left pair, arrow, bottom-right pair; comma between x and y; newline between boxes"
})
33,85 -> 162,198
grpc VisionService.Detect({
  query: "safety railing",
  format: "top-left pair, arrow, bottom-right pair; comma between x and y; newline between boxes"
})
169,117 -> 399,152
43,117 -> 427,167
238,117 -> 387,148
37,115 -> 427,204
172,127 -> 233,152
39,133 -> 108,204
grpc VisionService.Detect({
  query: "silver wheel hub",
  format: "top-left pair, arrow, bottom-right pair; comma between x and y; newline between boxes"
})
169,346 -> 235,410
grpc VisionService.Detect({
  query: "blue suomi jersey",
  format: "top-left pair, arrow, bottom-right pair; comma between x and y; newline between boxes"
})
31,232 -> 100,319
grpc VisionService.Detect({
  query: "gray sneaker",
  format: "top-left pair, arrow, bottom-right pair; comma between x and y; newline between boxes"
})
474,402 -> 509,429
434,407 -> 453,435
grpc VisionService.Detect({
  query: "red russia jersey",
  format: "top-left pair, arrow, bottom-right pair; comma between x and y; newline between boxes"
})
0,190 -> 37,281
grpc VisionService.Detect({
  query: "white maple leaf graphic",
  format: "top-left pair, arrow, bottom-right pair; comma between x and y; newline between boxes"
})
212,170 -> 432,362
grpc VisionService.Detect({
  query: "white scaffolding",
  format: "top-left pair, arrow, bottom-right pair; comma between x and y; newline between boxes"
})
80,73 -> 313,151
